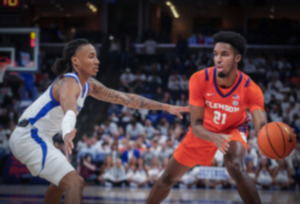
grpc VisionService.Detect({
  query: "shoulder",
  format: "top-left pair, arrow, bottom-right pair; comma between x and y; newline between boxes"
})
54,76 -> 80,89
190,67 -> 214,81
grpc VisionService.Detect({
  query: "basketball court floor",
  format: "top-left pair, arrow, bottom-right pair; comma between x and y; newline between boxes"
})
0,185 -> 298,204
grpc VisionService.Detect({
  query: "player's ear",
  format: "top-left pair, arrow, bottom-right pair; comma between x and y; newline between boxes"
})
71,56 -> 79,67
235,54 -> 242,64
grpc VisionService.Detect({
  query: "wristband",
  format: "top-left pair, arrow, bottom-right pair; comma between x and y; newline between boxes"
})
62,110 -> 76,139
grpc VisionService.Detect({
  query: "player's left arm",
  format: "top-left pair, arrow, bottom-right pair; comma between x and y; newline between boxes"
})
88,78 -> 189,118
247,80 -> 267,132
251,109 -> 267,132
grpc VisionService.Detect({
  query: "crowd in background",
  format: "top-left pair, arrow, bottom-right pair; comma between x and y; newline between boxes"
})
0,34 -> 300,191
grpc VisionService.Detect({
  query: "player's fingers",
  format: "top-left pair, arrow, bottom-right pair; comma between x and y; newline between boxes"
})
65,146 -> 70,161
70,141 -> 74,150
178,106 -> 190,112
222,134 -> 232,142
176,112 -> 183,119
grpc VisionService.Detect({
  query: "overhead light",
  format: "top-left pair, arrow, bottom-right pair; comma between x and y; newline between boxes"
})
109,35 -> 114,40
86,2 -> 98,13
165,1 -> 179,18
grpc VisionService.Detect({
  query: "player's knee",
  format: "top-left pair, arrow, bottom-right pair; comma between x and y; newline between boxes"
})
160,172 -> 177,188
59,173 -> 84,192
224,159 -> 244,175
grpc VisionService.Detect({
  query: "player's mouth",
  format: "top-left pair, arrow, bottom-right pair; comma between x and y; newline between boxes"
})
216,66 -> 224,72
93,67 -> 99,72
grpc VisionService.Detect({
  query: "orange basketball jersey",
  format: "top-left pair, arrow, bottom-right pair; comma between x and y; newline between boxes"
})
189,67 -> 264,134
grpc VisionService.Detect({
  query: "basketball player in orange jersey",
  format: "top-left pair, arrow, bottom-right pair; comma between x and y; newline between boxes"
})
147,31 -> 267,204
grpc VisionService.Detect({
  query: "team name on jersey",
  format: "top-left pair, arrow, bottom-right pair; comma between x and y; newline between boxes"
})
205,100 -> 240,113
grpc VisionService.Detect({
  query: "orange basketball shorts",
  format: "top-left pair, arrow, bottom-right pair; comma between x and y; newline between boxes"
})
173,128 -> 248,167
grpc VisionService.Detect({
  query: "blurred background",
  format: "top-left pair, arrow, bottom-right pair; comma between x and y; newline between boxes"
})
0,0 -> 300,194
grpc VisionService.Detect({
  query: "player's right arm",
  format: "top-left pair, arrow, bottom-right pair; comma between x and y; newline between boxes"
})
52,77 -> 80,159
190,105 -> 231,154
189,71 -> 231,154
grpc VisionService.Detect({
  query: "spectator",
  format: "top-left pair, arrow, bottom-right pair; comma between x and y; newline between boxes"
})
148,157 -> 161,186
246,160 -> 256,182
273,159 -> 294,190
287,140 -> 300,189
105,158 -> 127,187
126,118 -> 144,140
127,158 -> 148,188
244,140 -> 259,168
144,36 -> 158,55
78,154 -> 98,183
255,157 -> 274,189
158,143 -> 172,163
121,140 -> 140,164
142,143 -> 155,167
150,138 -> 161,158
98,155 -> 114,186
144,119 -> 156,139
109,142 -> 122,164
120,68 -> 135,91
76,133 -> 88,153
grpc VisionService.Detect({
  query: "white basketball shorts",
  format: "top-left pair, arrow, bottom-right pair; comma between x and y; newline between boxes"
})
9,126 -> 74,186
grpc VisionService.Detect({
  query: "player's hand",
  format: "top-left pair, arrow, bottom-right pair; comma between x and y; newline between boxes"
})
213,134 -> 232,154
166,105 -> 190,119
63,129 -> 77,161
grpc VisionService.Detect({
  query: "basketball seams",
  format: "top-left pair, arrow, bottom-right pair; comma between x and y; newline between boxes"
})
274,122 -> 286,157
265,123 -> 282,159
257,135 -> 275,159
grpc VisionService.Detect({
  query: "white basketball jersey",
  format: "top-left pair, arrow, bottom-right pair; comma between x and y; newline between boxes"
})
19,72 -> 89,138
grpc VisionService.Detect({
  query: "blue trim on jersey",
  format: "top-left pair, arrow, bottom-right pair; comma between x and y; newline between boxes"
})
63,73 -> 80,84
82,83 -> 86,98
31,128 -> 47,169
28,100 -> 60,125
245,77 -> 250,87
86,82 -> 90,95
77,106 -> 82,112
205,69 -> 209,81
213,68 -> 243,98
49,85 -> 59,103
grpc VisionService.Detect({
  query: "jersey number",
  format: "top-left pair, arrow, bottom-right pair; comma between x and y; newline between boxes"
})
213,111 -> 227,125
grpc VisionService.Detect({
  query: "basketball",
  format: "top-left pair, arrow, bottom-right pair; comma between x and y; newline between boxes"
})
257,122 -> 296,160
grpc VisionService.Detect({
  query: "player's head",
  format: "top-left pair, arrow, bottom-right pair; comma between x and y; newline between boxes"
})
212,31 -> 246,78
52,38 -> 99,77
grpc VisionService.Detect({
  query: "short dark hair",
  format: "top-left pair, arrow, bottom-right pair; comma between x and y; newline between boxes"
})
212,31 -> 247,57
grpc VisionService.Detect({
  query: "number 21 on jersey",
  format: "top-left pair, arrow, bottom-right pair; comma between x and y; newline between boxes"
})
213,110 -> 227,125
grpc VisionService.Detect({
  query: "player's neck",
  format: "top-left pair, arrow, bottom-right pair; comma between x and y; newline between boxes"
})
216,70 -> 238,88
76,71 -> 90,87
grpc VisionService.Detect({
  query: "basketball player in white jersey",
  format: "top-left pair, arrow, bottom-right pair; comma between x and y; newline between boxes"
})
8,39 -> 189,204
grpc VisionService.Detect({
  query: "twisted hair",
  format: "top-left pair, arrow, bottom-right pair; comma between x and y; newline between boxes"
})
51,38 -> 90,76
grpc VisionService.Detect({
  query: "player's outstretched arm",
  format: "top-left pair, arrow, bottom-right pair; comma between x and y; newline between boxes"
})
88,78 -> 189,118
52,77 -> 80,159
251,109 -> 267,132
190,104 -> 231,154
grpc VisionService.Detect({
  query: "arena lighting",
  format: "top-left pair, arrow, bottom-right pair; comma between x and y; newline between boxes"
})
165,1 -> 179,18
86,2 -> 98,13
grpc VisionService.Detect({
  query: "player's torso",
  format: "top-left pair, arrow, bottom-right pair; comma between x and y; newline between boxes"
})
203,68 -> 250,132
20,72 -> 89,137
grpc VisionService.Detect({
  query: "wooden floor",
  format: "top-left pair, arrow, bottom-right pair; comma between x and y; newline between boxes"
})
0,185 -> 299,204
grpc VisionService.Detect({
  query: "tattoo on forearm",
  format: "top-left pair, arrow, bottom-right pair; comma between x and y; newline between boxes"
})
90,79 -> 164,109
